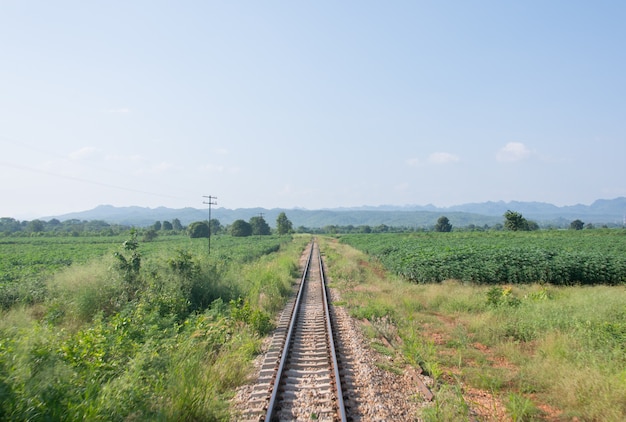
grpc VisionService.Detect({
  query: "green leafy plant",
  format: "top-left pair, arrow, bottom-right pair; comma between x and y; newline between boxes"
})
113,230 -> 142,299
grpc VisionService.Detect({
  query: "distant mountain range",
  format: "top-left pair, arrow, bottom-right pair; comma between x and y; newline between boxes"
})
46,197 -> 626,228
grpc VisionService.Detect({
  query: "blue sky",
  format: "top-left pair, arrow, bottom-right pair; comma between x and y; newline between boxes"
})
1,1 -> 625,218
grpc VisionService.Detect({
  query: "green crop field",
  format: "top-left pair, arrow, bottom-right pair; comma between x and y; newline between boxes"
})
340,230 -> 626,285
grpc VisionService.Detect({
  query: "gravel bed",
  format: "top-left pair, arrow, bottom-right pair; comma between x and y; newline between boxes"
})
232,286 -> 431,421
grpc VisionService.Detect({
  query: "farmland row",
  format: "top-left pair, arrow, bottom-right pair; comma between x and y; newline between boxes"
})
340,230 -> 626,285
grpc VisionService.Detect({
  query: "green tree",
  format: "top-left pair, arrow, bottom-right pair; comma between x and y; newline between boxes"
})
374,224 -> 389,233
26,219 -> 45,233
0,217 -> 21,234
360,225 -> 372,233
188,221 -> 210,238
142,228 -> 158,242
162,220 -> 173,230
152,221 -> 162,231
230,219 -> 252,237
276,212 -> 293,235
250,216 -> 271,235
172,218 -> 183,231
48,218 -> 61,228
85,220 -> 110,232
504,210 -> 529,231
208,218 -> 223,236
527,220 -> 540,231
434,216 -> 453,232
570,219 -> 584,230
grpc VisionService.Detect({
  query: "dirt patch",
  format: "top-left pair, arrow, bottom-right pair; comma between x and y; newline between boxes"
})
419,313 -> 568,421
358,258 -> 388,280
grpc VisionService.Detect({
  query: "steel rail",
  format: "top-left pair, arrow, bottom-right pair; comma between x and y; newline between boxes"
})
318,243 -> 347,422
264,241 -> 314,422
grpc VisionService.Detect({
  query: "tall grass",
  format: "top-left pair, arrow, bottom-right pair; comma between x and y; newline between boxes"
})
319,237 -> 626,421
0,234 -> 306,420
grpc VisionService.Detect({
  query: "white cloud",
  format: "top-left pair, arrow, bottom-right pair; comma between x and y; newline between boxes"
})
69,146 -> 99,160
496,142 -> 532,162
428,152 -> 460,164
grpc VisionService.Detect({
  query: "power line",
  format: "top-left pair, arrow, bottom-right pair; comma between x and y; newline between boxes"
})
0,161 -> 184,200
0,135 -> 199,200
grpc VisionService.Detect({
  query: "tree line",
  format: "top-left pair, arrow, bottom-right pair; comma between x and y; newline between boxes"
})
0,217 -> 131,236
1,210 -> 607,238
187,212 -> 294,238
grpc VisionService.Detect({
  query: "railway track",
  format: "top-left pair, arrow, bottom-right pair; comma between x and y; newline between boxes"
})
242,241 -> 347,421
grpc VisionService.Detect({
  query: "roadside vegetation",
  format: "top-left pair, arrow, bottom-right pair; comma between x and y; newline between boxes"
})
0,231 -> 308,420
321,234 -> 626,421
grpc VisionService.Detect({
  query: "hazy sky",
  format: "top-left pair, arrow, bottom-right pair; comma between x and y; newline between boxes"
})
1,1 -> 625,219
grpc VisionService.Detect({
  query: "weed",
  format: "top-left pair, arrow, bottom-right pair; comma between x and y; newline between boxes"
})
420,384 -> 470,421
506,393 -> 540,421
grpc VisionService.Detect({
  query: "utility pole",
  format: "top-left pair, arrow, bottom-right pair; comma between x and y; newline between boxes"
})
203,195 -> 217,254
258,212 -> 264,239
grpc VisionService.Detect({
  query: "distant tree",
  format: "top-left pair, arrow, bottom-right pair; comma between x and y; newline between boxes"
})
250,216 -> 271,235
570,219 -> 585,230
162,220 -> 173,230
434,216 -> 453,232
527,220 -> 540,231
360,225 -> 372,234
324,225 -> 339,234
231,219 -> 252,237
172,218 -> 183,231
0,217 -> 21,234
26,220 -> 45,233
188,221 -> 210,238
373,224 -> 389,233
276,212 -> 294,235
585,222 -> 594,230
504,210 -> 529,231
85,220 -> 110,232
152,221 -> 162,231
208,218 -> 223,236
143,229 -> 158,242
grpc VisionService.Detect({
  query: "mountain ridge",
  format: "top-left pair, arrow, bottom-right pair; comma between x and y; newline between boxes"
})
43,197 -> 626,228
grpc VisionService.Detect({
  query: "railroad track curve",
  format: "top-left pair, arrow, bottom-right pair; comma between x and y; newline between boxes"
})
243,240 -> 347,422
